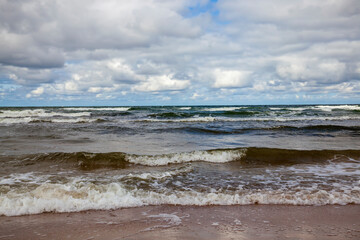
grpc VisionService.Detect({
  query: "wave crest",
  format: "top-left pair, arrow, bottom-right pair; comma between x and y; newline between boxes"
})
1,180 -> 359,216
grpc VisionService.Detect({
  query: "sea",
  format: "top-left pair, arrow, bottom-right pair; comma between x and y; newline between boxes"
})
0,105 -> 359,216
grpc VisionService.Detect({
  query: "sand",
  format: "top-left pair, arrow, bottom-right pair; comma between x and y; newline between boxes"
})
0,205 -> 359,240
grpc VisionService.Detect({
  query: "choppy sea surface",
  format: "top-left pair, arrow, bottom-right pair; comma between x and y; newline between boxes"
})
0,105 -> 359,216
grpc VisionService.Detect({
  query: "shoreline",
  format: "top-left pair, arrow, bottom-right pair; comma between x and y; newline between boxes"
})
1,205 -> 359,240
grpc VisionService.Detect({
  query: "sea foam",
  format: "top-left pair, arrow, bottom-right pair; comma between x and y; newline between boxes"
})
1,180 -> 359,216
126,149 -> 246,166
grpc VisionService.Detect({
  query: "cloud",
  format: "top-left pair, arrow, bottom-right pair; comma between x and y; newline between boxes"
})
132,75 -> 190,92
2,66 -> 55,86
218,0 -> 360,29
0,0 -> 201,69
212,69 -> 252,88
26,87 -> 44,98
276,58 -> 346,84
0,0 -> 359,105
190,93 -> 201,100
25,58 -> 140,97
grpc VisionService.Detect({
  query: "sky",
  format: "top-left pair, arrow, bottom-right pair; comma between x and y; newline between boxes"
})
0,0 -> 360,106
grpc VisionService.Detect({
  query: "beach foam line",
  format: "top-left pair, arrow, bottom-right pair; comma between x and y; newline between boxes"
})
1,180 -> 359,216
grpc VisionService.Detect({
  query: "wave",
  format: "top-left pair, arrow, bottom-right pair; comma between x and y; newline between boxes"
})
297,125 -> 360,131
12,148 -> 360,170
148,112 -> 195,118
1,179 -> 359,216
0,165 -> 194,186
14,149 -> 246,170
136,116 -> 217,122
63,107 -> 130,111
178,125 -> 360,135
270,105 -> 360,112
2,147 -> 359,216
134,115 -> 360,123
127,149 -> 246,166
2,115 -> 359,125
0,117 -> 103,124
201,107 -> 248,111
0,109 -> 91,118
311,105 -> 360,111
147,111 -> 257,119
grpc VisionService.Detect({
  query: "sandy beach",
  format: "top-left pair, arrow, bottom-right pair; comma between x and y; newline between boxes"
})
1,205 -> 359,240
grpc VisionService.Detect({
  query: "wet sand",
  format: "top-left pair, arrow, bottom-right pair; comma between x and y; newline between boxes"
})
0,205 -> 359,240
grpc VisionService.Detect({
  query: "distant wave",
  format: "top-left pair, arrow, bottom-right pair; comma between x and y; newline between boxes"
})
2,115 -> 360,125
0,109 -> 91,118
177,125 -> 360,135
201,107 -> 248,111
148,112 -> 195,118
63,107 -> 130,111
270,105 -> 360,112
0,117 -> 103,124
134,115 -> 360,123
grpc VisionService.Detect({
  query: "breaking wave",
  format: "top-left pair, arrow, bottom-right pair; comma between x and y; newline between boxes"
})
10,148 -> 360,169
1,147 -> 359,216
135,115 -> 360,123
63,107 -> 130,111
1,180 -> 359,216
0,109 -> 91,118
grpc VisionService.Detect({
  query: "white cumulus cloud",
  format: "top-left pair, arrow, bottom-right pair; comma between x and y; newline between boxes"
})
132,75 -> 190,92
212,69 -> 252,88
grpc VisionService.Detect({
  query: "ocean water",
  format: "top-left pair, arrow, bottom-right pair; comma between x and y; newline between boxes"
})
0,105 -> 359,216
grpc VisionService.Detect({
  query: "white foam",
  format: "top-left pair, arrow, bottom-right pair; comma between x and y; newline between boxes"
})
179,107 -> 191,110
287,107 -> 308,111
202,107 -> 247,111
0,117 -> 98,124
126,150 -> 246,166
125,165 -> 193,179
312,105 -> 360,111
0,109 -> 91,118
269,105 -> 360,112
234,219 -> 242,225
147,213 -> 182,226
136,117 -> 217,123
271,105 -> 360,112
63,107 -> 130,111
134,115 -> 360,123
0,117 -> 33,124
0,172 -> 49,185
50,118 -> 98,123
1,180 -> 359,216
287,161 -> 360,177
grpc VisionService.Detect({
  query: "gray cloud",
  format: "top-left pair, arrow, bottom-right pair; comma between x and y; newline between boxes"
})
0,0 -> 359,104
0,0 -> 201,68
